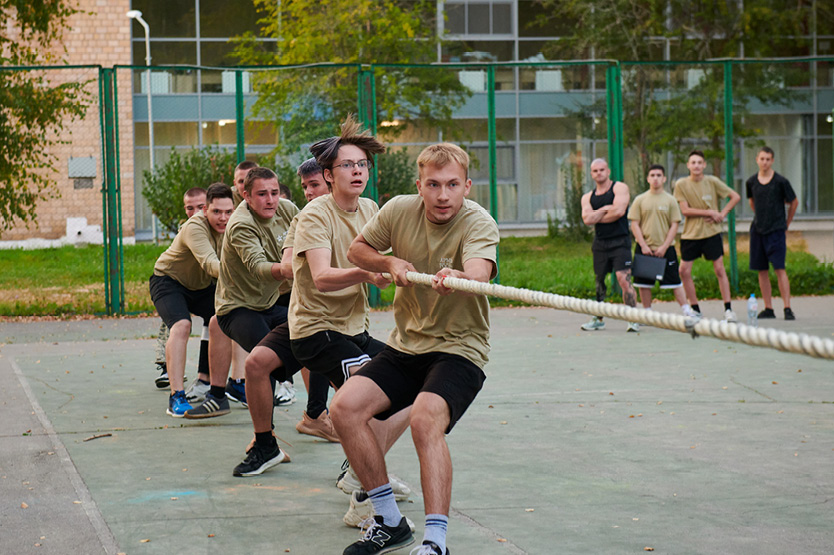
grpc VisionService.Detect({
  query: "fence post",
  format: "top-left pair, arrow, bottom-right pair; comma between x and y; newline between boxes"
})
723,61 -> 739,293
357,65 -> 381,306
235,70 -> 245,164
487,64 -> 500,284
99,67 -> 125,315
605,62 -> 625,182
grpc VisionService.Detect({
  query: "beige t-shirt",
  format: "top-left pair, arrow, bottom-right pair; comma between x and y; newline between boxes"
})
289,195 -> 378,339
215,199 -> 298,316
673,175 -> 734,240
361,195 -> 499,369
153,212 -> 222,291
627,190 -> 682,249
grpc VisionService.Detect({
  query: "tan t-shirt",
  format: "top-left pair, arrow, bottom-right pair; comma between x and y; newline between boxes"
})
232,187 -> 244,209
361,195 -> 499,369
673,175 -> 734,240
153,212 -> 222,291
627,190 -> 682,249
215,199 -> 298,316
289,195 -> 378,339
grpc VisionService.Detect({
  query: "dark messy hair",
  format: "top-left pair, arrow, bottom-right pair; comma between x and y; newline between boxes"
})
309,114 -> 385,171
205,183 -> 233,205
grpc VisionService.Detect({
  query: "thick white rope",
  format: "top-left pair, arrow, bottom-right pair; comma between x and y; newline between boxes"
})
393,271 -> 834,361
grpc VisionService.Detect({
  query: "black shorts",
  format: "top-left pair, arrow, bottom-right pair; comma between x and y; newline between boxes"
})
291,330 -> 385,388
355,346 -> 486,434
632,246 -> 683,289
749,226 -> 787,271
256,322 -> 303,381
149,274 -> 215,329
680,234 -> 724,262
592,236 -> 632,277
216,298 -> 289,353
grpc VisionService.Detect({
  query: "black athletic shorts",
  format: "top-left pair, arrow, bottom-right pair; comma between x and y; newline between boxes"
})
592,235 -> 632,277
149,274 -> 215,329
291,330 -> 385,388
749,226 -> 787,271
355,346 -> 486,434
632,246 -> 683,289
680,234 -> 724,262
216,293 -> 290,353
256,322 -> 303,381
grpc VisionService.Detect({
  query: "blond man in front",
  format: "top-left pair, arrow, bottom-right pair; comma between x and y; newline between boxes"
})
338,143 -> 499,555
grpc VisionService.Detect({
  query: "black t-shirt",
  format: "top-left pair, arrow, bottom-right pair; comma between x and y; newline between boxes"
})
745,172 -> 796,234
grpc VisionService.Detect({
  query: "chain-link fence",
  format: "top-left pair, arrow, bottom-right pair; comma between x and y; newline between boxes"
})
4,58 -> 833,313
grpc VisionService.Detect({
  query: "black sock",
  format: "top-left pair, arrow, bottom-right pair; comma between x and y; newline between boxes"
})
255,431 -> 276,448
724,302 -> 732,311
209,385 -> 225,399
198,378 -> 210,385
692,304 -> 700,313
198,339 -> 209,376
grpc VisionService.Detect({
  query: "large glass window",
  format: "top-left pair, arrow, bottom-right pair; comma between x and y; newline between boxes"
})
444,1 -> 514,36
199,0 -> 260,38
130,0 -> 196,38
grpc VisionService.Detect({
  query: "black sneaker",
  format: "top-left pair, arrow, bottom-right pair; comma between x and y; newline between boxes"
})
232,442 -> 290,477
343,514 -> 414,554
184,393 -> 230,419
758,308 -> 776,319
784,307 -> 796,320
411,541 -> 450,555
154,364 -> 169,389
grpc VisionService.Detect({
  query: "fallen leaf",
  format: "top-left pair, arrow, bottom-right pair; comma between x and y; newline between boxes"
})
525,508 -> 534,512
578,404 -> 584,407
21,502 -> 28,509
656,401 -> 662,405
208,534 -> 215,538
777,410 -> 784,414
722,386 -> 728,390
497,538 -> 507,543
797,369 -> 802,373
34,543 -> 41,547
171,497 -> 178,500
644,548 -> 654,552
73,501 -> 82,504
629,415 -> 635,418
140,539 -> 150,543
609,392 -> 614,396
488,405 -> 494,409
772,381 -> 778,385
500,421 -> 508,425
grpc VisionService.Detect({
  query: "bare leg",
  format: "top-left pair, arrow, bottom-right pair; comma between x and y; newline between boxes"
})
208,316 -> 232,388
166,319 -> 191,393
244,347 -> 282,434
758,270 -> 773,309
679,260 -> 698,306
230,341 -> 247,381
331,375 -> 393,491
637,287 -> 652,308
712,256 -> 731,304
301,368 -> 311,392
410,392 -> 452,515
672,285 -> 688,307
775,268 -> 791,309
616,269 -> 636,307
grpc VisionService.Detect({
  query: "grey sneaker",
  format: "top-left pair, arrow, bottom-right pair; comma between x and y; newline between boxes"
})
185,379 -> 210,403
184,393 -> 230,419
580,316 -> 605,331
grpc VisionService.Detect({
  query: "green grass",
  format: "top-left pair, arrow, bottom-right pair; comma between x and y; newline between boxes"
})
1,238 -> 832,317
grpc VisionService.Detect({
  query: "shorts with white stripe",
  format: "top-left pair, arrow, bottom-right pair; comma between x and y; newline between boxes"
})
290,330 -> 385,388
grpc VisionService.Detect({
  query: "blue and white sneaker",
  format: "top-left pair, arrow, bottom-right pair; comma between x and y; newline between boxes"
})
225,378 -> 247,408
167,390 -> 192,418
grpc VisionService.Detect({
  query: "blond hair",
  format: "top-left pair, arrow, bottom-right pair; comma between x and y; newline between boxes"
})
417,143 -> 469,180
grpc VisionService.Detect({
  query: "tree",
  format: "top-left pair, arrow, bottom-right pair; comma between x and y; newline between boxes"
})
536,0 -> 811,183
0,1 -> 90,234
231,0 -> 469,159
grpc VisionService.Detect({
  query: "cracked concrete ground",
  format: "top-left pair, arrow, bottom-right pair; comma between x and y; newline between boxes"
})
1,296 -> 832,555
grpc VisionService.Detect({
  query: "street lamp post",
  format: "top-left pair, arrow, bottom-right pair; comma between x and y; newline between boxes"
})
126,10 -> 159,244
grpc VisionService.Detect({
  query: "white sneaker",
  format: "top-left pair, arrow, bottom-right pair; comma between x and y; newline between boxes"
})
343,490 -> 415,531
274,381 -> 296,406
580,316 -> 605,331
185,379 -> 210,403
626,322 -> 640,333
338,464 -> 411,501
723,309 -> 738,323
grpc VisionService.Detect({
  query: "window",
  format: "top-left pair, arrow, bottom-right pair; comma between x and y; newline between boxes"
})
444,1 -> 513,36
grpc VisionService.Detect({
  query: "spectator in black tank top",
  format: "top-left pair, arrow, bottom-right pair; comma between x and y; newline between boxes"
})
579,158 -> 639,332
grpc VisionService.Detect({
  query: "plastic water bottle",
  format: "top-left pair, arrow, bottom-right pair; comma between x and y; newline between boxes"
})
747,294 -> 758,327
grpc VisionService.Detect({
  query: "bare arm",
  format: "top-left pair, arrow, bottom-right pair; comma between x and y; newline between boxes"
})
581,191 -> 610,225
655,221 -> 679,257
597,182 -> 630,223
433,258 -> 495,297
280,247 -> 294,280
347,233 -> 415,288
786,198 -> 798,228
630,220 -> 652,256
719,189 -> 741,220
748,198 -> 755,212
305,247 -> 390,292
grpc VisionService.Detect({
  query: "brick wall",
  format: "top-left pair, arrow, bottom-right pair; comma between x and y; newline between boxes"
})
3,0 -> 135,241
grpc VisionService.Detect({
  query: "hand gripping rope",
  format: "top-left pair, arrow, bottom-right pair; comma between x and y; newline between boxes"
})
390,271 -> 834,361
